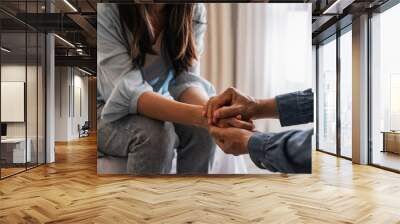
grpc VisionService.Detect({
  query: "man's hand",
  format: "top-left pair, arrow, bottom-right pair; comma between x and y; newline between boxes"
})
203,87 -> 258,124
209,125 -> 254,156
215,115 -> 254,130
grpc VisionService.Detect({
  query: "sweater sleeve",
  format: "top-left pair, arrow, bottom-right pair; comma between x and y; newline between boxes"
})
97,4 -> 153,123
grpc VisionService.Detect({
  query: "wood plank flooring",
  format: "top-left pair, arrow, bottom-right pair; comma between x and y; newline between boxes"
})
1,167 -> 26,178
0,135 -> 400,223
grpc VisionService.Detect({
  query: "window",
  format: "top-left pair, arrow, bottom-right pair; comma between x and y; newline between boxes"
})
339,29 -> 352,158
0,1 -> 47,179
1,31 -> 28,178
317,37 -> 337,154
370,2 -> 400,171
390,74 -> 400,130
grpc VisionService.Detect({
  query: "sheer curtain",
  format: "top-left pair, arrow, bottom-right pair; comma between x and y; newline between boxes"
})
202,4 -> 248,174
201,4 -> 235,93
202,3 -> 313,173
236,3 -> 313,133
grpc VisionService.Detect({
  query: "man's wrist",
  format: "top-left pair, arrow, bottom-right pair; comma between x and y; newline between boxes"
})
250,99 -> 263,119
252,98 -> 278,119
242,130 -> 254,152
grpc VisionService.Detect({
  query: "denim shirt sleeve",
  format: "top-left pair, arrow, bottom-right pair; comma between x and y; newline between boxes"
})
97,4 -> 152,123
248,129 -> 313,173
169,4 -> 216,99
275,89 -> 314,127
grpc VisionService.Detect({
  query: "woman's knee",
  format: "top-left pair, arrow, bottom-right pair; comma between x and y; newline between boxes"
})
175,124 -> 215,153
98,114 -> 177,158
131,116 -> 177,151
115,115 -> 176,159
174,124 -> 215,173
193,127 -> 215,150
124,116 -> 177,174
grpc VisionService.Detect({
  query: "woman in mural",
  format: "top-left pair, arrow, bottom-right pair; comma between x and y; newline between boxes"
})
97,4 -> 253,175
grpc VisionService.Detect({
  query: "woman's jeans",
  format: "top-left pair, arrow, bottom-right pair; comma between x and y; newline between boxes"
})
97,105 -> 215,175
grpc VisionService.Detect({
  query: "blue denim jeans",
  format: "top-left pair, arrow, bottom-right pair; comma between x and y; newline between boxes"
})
97,105 -> 215,175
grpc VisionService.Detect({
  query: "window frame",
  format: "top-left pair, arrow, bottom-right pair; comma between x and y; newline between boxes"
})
315,24 -> 353,161
0,0 -> 48,180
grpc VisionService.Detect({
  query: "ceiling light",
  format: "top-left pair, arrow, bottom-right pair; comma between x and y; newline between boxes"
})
76,48 -> 86,55
63,0 -> 78,12
322,0 -> 354,15
323,0 -> 342,14
54,34 -> 75,48
78,67 -> 92,76
1,47 -> 11,53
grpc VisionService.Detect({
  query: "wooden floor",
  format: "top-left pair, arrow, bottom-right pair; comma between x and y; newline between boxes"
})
1,167 -> 26,178
1,135 -> 400,223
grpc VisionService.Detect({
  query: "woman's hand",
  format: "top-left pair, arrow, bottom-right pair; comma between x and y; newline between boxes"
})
136,88 -> 254,130
215,115 -> 254,130
194,107 -> 254,130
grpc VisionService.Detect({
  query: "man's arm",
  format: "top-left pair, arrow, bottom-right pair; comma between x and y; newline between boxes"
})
274,89 -> 314,126
247,129 -> 313,173
209,126 -> 313,173
206,88 -> 314,126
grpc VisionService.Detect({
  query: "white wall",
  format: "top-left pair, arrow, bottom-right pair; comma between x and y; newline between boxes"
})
54,67 -> 89,141
55,66 -> 69,141
1,64 -> 46,164
71,73 -> 89,138
1,65 -> 41,137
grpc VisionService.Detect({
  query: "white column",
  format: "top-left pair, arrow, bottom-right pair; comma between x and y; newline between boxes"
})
352,14 -> 369,164
312,45 -> 317,150
46,32 -> 55,163
45,0 -> 56,163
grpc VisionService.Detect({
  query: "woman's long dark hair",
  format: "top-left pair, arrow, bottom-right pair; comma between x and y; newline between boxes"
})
118,4 -> 198,74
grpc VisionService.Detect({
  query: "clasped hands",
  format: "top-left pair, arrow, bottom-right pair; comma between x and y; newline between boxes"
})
202,87 -> 258,156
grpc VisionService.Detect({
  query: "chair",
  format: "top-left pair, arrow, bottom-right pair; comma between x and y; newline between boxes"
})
78,121 -> 90,138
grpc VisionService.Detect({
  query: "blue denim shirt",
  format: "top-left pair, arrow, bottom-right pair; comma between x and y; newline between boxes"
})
248,89 -> 314,173
97,4 -> 215,123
